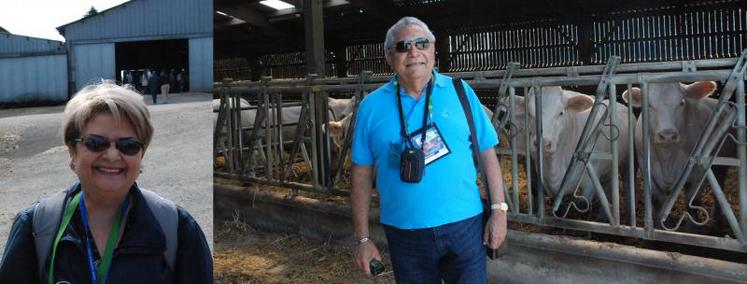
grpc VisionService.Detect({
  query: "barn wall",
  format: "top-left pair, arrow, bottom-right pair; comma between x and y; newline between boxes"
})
189,37 -> 213,92
71,43 -> 116,91
0,54 -> 68,104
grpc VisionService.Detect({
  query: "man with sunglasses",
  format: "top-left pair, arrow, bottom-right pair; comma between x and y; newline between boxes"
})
351,17 -> 507,283
0,81 -> 212,283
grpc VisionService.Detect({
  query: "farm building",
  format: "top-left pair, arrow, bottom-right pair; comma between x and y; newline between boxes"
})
0,0 -> 213,107
0,32 -> 67,105
58,0 -> 213,94
214,0 -> 747,282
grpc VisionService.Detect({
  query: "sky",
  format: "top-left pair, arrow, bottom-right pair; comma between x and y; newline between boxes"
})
0,0 -> 130,42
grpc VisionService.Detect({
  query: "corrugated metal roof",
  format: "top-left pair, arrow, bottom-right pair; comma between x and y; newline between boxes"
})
0,33 -> 65,56
58,0 -> 212,43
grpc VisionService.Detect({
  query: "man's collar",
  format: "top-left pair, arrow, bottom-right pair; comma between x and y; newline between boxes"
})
388,70 -> 448,94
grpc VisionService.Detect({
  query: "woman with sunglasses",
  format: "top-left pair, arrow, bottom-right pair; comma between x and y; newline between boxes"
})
0,81 -> 212,283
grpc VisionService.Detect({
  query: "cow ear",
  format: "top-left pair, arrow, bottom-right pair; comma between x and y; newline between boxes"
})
567,95 -> 594,112
622,87 -> 642,108
684,81 -> 717,100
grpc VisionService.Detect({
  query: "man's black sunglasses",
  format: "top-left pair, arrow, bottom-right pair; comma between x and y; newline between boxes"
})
73,134 -> 144,156
393,37 -> 430,53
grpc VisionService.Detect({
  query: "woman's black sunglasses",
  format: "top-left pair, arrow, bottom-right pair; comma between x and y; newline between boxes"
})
393,37 -> 430,53
73,134 -> 144,156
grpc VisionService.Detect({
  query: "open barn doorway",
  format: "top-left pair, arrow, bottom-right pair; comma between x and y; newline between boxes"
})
115,39 -> 189,93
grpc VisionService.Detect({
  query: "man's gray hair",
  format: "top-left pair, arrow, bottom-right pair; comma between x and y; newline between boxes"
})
384,16 -> 436,52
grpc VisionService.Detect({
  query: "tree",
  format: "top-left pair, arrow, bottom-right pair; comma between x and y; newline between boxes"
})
85,6 -> 98,17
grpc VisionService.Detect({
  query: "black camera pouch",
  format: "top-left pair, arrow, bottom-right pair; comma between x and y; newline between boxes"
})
399,147 -> 425,183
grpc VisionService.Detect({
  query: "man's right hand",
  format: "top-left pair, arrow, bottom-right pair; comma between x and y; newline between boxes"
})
353,241 -> 382,276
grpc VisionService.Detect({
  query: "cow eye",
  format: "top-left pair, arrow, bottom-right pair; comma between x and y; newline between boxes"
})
559,111 -> 564,116
679,99 -> 685,106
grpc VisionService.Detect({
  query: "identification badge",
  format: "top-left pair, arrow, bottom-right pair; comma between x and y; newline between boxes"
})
408,123 -> 450,166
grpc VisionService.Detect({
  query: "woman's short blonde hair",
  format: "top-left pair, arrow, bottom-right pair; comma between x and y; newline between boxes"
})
62,80 -> 154,152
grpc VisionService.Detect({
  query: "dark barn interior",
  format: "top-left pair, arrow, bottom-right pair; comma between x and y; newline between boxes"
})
214,0 -> 747,81
115,39 -> 189,82
211,0 -> 747,269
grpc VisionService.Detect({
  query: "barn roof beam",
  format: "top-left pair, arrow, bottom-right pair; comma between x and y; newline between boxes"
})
268,0 -> 349,19
217,4 -> 281,33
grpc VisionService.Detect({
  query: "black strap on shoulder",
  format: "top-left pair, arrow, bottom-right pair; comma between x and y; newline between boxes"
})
455,78 -> 509,259
453,77 -> 492,206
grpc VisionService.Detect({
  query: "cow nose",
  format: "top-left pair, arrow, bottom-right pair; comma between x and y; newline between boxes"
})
543,140 -> 554,152
532,137 -> 554,153
657,129 -> 679,144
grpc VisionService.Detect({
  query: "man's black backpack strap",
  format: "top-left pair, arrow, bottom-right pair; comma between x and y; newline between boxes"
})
453,77 -> 503,259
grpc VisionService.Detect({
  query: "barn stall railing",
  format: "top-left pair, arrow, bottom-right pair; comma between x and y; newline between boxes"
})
214,51 -> 747,253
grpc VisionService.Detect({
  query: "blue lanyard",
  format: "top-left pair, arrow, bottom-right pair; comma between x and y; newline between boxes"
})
395,76 -> 434,148
79,194 -> 129,284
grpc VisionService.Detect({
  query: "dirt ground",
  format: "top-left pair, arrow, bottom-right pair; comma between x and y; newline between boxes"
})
214,216 -> 395,284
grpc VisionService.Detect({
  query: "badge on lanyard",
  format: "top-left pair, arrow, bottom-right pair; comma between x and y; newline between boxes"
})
408,123 -> 450,165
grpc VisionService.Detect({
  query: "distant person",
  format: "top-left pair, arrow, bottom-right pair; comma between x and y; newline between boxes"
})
140,70 -> 149,94
182,69 -> 189,92
177,69 -> 186,93
169,69 -> 176,92
148,70 -> 160,104
0,81 -> 213,283
159,70 -> 170,104
124,70 -> 133,87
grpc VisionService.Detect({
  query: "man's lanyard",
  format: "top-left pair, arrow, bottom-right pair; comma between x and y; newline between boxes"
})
48,191 -> 129,284
395,76 -> 434,148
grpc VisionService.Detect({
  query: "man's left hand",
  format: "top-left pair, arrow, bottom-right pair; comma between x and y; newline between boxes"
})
483,211 -> 507,249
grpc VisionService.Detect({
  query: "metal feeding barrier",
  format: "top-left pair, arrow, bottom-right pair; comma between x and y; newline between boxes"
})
214,50 -> 747,253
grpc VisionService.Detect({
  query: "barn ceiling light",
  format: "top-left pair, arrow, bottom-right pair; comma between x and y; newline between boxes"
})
259,0 -> 295,10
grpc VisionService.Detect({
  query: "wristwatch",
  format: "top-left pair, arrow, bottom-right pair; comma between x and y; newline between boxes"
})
491,202 -> 509,213
354,236 -> 370,246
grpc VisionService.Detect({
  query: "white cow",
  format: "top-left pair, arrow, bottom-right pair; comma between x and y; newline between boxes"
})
327,98 -> 356,121
212,97 -> 251,112
518,87 -> 630,204
622,81 -> 735,223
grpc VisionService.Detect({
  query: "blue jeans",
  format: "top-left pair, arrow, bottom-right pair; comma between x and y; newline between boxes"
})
384,214 -> 487,284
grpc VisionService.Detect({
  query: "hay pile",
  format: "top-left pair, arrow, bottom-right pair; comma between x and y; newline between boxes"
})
214,216 -> 395,284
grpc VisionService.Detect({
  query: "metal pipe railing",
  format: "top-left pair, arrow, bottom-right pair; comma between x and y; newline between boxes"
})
213,51 -> 747,253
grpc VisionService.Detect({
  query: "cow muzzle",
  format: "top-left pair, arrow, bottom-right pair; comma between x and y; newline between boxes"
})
532,137 -> 556,154
655,129 -> 680,144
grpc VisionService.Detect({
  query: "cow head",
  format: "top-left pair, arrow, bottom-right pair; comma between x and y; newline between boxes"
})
327,115 -> 352,151
327,98 -> 356,121
527,87 -> 594,154
622,81 -> 716,145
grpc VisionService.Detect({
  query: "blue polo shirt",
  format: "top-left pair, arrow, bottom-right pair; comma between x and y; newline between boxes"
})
352,71 -> 499,229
